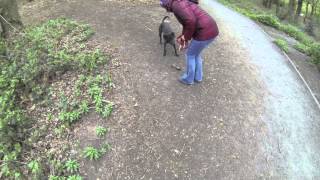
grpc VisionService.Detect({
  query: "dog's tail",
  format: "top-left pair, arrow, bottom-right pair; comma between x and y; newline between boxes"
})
162,16 -> 170,23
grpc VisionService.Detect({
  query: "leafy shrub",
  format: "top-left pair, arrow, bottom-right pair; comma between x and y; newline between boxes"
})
96,126 -> 108,137
309,43 -> 320,65
83,143 -> 111,161
253,14 -> 281,29
65,159 -> 80,173
279,24 -> 313,45
83,146 -> 101,160
274,38 -> 289,53
294,42 -> 311,54
27,160 -> 42,178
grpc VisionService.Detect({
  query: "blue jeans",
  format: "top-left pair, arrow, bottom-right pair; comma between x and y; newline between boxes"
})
180,38 -> 214,84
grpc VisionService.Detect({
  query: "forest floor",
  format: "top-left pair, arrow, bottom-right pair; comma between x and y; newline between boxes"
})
20,0 -> 320,179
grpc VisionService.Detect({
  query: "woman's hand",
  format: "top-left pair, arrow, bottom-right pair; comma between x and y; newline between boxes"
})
177,35 -> 188,51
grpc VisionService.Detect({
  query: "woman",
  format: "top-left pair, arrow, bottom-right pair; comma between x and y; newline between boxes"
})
160,0 -> 219,85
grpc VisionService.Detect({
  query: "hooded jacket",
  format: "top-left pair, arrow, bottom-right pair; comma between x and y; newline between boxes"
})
161,0 -> 219,41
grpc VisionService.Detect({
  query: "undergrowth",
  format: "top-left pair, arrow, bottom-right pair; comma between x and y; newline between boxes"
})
274,38 -> 289,53
218,0 -> 320,65
0,18 -> 113,179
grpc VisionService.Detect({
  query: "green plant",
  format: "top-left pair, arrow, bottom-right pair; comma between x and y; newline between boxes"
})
96,126 -> 108,137
48,113 -> 54,121
309,43 -> 320,65
274,38 -> 289,53
279,24 -> 313,45
59,110 -> 81,124
79,100 -> 89,114
49,159 -> 65,176
27,160 -> 41,176
253,14 -> 281,29
49,175 -> 66,180
99,142 -> 112,155
102,102 -> 114,118
65,159 -> 80,173
83,146 -> 101,160
67,175 -> 83,180
59,93 -> 69,111
294,42 -> 311,54
54,125 -> 68,137
104,73 -> 113,88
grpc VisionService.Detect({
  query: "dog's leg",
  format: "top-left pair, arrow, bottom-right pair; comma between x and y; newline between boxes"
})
163,42 -> 167,56
159,25 -> 162,44
173,43 -> 179,56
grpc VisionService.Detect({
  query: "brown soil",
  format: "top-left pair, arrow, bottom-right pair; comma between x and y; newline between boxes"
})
20,0 -> 284,179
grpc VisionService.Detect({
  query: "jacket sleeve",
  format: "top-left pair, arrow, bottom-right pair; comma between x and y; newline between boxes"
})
172,4 -> 196,41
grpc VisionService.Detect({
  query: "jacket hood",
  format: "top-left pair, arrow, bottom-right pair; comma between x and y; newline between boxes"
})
160,0 -> 174,12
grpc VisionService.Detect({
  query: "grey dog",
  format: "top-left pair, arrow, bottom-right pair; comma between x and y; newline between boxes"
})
159,16 -> 179,57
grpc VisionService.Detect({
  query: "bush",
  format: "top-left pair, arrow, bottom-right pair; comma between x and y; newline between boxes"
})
309,43 -> 320,65
294,42 -> 311,54
279,24 -> 313,45
274,38 -> 289,53
253,14 -> 281,29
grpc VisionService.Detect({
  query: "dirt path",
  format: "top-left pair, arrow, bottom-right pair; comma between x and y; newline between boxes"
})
21,0 -> 320,179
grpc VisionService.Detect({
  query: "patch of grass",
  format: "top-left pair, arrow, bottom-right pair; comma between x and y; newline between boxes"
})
49,175 -> 66,180
96,126 -> 108,137
0,18 -> 112,178
83,142 -> 111,161
99,143 -> 112,155
253,14 -> 281,29
65,160 -> 80,173
274,38 -> 289,53
87,75 -> 114,118
49,159 -> 64,177
27,160 -> 42,178
294,42 -> 310,54
83,146 -> 101,160
309,43 -> 320,65
67,175 -> 83,180
279,24 -> 313,45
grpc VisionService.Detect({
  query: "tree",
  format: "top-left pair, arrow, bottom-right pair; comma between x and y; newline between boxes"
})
295,0 -> 304,21
287,0 -> 297,21
0,0 -> 22,38
262,0 -> 273,8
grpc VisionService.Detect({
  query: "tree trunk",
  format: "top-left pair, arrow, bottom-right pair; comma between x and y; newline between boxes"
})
262,0 -> 272,8
275,0 -> 281,15
295,0 -> 303,21
0,0 -> 22,38
288,0 -> 297,21
262,0 -> 268,7
267,0 -> 272,8
304,2 -> 309,23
